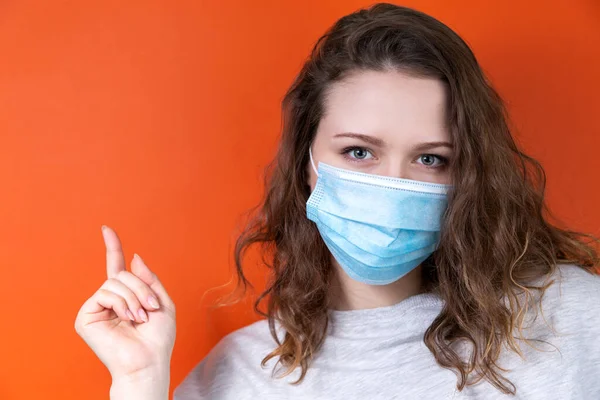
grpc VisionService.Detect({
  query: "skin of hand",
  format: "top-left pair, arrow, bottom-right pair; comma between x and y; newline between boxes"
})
74,225 -> 176,386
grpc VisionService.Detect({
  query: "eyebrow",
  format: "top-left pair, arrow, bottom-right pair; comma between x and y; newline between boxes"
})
333,132 -> 453,151
412,141 -> 454,151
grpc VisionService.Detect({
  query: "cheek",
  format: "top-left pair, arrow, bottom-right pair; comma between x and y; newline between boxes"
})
309,171 -> 317,192
307,164 -> 318,192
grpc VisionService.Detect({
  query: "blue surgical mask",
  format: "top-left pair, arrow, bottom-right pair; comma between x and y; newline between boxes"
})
306,148 -> 452,285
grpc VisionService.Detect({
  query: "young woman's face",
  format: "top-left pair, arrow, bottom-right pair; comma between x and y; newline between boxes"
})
308,69 -> 453,190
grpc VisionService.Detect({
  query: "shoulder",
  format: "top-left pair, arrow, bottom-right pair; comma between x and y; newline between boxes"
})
536,263 -> 600,334
173,319 -> 277,400
543,263 -> 600,309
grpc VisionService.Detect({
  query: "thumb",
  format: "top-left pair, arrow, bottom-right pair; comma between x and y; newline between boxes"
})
131,253 -> 175,310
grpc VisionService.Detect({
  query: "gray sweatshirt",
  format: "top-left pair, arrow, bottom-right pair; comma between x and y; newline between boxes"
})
174,263 -> 600,399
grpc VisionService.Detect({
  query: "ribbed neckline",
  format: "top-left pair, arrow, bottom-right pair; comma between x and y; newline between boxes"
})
327,292 -> 444,327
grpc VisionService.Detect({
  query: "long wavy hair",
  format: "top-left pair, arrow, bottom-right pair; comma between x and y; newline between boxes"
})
230,3 -> 599,395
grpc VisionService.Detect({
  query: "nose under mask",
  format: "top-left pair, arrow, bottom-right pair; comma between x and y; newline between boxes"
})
306,147 -> 452,285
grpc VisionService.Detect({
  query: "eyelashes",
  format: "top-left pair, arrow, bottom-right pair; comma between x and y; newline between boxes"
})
419,154 -> 449,168
341,146 -> 374,161
340,146 -> 449,169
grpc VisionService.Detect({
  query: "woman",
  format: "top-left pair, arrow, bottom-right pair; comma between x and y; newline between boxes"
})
75,3 -> 600,399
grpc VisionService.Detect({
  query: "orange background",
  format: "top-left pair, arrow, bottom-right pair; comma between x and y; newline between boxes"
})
0,1 -> 598,399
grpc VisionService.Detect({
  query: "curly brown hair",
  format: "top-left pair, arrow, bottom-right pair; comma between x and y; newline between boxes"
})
229,2 -> 599,395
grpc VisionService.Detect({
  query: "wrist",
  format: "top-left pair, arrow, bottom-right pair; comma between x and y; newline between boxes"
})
110,366 -> 170,400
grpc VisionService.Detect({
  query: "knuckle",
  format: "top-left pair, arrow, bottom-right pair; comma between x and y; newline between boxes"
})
127,295 -> 141,308
147,271 -> 158,281
139,283 -> 153,295
116,270 -> 131,282
101,278 -> 117,289
117,296 -> 128,310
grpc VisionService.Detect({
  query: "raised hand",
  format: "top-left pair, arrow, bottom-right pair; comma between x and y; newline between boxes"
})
74,226 -> 176,381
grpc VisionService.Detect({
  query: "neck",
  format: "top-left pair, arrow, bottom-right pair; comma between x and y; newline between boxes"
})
329,261 -> 424,311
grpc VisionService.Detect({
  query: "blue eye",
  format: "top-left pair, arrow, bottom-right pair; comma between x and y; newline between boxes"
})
342,147 -> 373,161
418,154 -> 447,168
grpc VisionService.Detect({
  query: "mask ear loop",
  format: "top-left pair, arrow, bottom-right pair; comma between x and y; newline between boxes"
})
309,146 -> 319,177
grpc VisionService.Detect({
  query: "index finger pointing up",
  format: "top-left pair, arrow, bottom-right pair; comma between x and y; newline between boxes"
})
101,225 -> 126,279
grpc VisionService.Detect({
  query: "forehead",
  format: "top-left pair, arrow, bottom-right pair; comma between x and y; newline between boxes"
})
319,70 -> 450,143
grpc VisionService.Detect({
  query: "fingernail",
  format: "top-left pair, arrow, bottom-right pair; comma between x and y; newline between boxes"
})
134,253 -> 142,263
101,225 -> 107,231
148,295 -> 160,309
126,310 -> 135,321
138,309 -> 148,322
